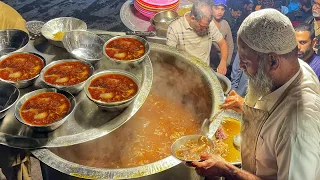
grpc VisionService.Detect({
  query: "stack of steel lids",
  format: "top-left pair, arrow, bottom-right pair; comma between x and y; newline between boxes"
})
134,0 -> 180,18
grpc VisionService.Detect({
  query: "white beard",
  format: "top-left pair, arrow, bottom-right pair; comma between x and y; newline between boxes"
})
245,59 -> 273,107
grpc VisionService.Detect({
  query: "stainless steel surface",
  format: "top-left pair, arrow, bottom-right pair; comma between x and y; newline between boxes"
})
62,30 -> 104,64
171,135 -> 213,162
0,52 -> 46,88
152,10 -> 178,32
214,72 -> 231,95
39,59 -> 94,94
32,43 -> 225,179
84,70 -> 140,110
0,35 -> 153,148
25,21 -> 45,40
103,35 -> 150,65
0,81 -> 20,119
120,0 -> 191,38
150,16 -> 167,37
14,88 -> 76,132
41,17 -> 87,48
0,29 -> 29,56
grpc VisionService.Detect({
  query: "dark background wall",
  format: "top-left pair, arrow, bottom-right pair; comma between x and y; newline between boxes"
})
3,0 -> 130,31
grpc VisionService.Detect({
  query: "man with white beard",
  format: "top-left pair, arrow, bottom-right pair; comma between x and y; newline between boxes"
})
192,9 -> 320,180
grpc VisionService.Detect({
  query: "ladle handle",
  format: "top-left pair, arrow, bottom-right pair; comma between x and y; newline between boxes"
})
125,31 -> 156,37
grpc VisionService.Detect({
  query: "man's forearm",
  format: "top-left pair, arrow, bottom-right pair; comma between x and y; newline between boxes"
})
218,162 -> 262,180
219,42 -> 228,65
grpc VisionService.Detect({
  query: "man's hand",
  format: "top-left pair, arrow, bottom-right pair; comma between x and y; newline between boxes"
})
192,154 -> 226,178
217,62 -> 227,75
220,90 -> 244,113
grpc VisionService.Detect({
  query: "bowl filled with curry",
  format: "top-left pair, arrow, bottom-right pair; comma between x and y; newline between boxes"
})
84,70 -> 140,111
40,59 -> 94,94
103,35 -> 150,64
0,52 -> 46,88
15,88 -> 76,132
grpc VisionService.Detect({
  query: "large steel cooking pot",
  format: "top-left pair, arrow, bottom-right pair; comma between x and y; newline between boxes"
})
32,43 -> 227,179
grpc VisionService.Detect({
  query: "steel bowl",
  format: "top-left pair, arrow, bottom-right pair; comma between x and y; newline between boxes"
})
103,35 -> 150,65
25,20 -> 45,39
0,52 -> 46,88
152,10 -> 178,31
14,88 -> 76,132
0,81 -> 20,119
40,59 -> 94,94
84,70 -> 140,111
171,135 -> 214,162
0,29 -> 29,57
62,30 -> 104,64
41,17 -> 87,48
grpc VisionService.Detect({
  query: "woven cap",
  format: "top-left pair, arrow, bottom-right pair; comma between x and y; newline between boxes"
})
213,0 -> 226,6
237,8 -> 297,55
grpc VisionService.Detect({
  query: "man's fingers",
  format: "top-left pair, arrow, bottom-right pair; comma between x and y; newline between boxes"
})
192,160 -> 209,168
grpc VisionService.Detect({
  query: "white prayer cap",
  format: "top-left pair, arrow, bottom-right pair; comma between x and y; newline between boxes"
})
237,8 -> 297,55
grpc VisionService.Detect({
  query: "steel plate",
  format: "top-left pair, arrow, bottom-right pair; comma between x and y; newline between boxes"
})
0,36 -> 153,148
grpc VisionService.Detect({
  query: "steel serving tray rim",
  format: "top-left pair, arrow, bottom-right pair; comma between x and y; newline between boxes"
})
31,43 -> 228,179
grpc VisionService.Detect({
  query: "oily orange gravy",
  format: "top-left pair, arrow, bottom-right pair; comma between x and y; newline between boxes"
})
219,117 -> 241,163
51,95 -> 241,168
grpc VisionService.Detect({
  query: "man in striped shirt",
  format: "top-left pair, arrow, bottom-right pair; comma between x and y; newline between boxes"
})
166,0 -> 228,75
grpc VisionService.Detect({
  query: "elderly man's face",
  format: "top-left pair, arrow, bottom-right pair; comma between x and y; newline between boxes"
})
238,39 -> 260,78
192,18 -> 210,36
238,38 -> 273,99
313,0 -> 320,17
296,30 -> 315,60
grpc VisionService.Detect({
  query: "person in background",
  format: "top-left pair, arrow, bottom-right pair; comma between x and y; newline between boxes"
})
274,0 -> 289,14
223,1 -> 242,37
230,53 -> 248,97
0,1 -> 28,33
287,0 -> 300,13
308,0 -> 320,55
295,23 -> 320,79
0,2 -> 30,180
223,1 -> 243,64
239,0 -> 254,22
210,0 -> 234,72
167,0 -> 229,75
299,0 -> 312,20
192,9 -> 320,180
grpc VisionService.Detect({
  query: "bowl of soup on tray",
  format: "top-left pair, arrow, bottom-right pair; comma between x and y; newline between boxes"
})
40,59 -> 94,94
15,88 -> 76,132
0,52 -> 45,88
103,35 -> 150,64
84,70 -> 140,110
171,135 -> 214,162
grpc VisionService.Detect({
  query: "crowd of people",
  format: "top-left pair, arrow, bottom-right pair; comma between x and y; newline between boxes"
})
167,0 -> 320,179
167,0 -> 320,97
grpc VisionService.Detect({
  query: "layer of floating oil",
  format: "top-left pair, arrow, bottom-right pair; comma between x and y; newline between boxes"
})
52,93 -> 201,168
51,95 -> 241,168
220,118 -> 241,163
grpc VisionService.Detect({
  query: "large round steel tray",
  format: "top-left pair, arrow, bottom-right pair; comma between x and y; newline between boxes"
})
120,0 -> 192,32
0,36 -> 153,148
32,43 -> 227,179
